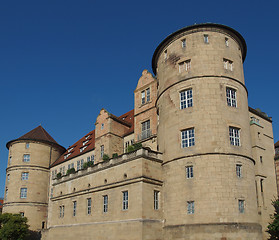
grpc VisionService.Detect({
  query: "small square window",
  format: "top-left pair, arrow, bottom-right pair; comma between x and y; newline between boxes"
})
20,212 -> 24,217
187,201 -> 195,214
178,60 -> 191,73
21,172 -> 29,180
23,154 -> 30,162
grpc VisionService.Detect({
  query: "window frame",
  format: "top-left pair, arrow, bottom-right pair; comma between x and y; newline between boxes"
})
236,164 -> 242,178
122,191 -> 128,210
181,39 -> 186,48
187,201 -> 195,214
226,87 -> 237,107
180,89 -> 193,109
141,120 -> 151,140
229,127 -> 240,146
21,172 -> 29,180
238,199 -> 245,213
23,154 -> 30,162
186,166 -> 194,179
101,145 -> 104,158
73,201 -> 77,216
204,34 -> 209,43
103,195 -> 108,213
154,190 -> 159,210
87,198 -> 92,215
20,188 -> 27,199
181,128 -> 195,148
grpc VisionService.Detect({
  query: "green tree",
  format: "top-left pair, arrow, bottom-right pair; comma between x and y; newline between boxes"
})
0,213 -> 29,240
267,198 -> 279,240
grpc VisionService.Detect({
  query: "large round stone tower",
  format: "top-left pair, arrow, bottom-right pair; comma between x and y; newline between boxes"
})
3,126 -> 65,231
152,23 -> 262,239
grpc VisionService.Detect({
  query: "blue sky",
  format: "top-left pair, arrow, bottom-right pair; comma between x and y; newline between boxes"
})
0,0 -> 278,197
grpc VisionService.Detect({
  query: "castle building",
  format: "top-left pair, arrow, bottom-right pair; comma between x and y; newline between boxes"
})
2,23 -> 278,240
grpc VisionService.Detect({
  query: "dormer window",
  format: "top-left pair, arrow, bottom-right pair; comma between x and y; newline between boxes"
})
83,140 -> 89,146
68,147 -> 74,153
64,153 -> 71,159
80,146 -> 88,153
85,135 -> 91,140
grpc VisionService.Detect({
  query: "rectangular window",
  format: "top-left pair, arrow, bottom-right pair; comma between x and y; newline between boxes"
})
101,145 -> 104,158
71,163 -> 74,169
164,50 -> 167,60
62,166 -> 65,175
5,189 -> 8,201
91,155 -> 94,164
101,123 -> 104,130
87,156 -> 90,162
103,195 -> 108,213
81,159 -> 84,169
20,188 -> 27,199
229,127 -> 240,146
7,174 -> 10,182
62,205 -> 64,217
238,199 -> 244,213
186,166 -> 194,179
122,191 -> 128,210
125,141 -> 130,153
223,58 -> 233,71
77,160 -> 81,170
226,88 -> 237,107
21,172 -> 29,180
146,88 -> 150,102
236,164 -> 242,178
179,60 -> 191,73
204,34 -> 209,43
23,154 -> 30,162
180,89 -> 193,109
25,143 -> 30,149
181,39 -> 186,48
141,120 -> 151,140
154,190 -> 159,210
141,90 -> 146,104
181,128 -> 195,148
20,212 -> 24,217
187,201 -> 195,214
50,188 -> 53,198
59,206 -> 62,218
73,201 -> 77,216
225,37 -> 229,47
87,198 -> 92,214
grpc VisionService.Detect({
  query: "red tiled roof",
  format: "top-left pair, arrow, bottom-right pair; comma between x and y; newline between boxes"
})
6,126 -> 65,152
51,109 -> 134,167
0,199 -> 3,210
275,141 -> 279,148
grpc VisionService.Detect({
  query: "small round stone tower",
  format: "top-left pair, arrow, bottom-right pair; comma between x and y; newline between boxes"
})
153,23 -> 262,239
3,126 -> 65,231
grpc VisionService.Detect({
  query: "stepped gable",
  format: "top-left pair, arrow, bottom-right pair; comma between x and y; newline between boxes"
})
51,109 -> 134,167
6,125 -> 65,152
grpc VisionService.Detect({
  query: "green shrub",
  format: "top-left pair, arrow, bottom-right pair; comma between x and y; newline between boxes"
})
127,143 -> 142,153
87,161 -> 94,167
66,168 -> 76,175
102,154 -> 110,161
56,172 -> 62,179
112,153 -> 118,158
83,162 -> 88,169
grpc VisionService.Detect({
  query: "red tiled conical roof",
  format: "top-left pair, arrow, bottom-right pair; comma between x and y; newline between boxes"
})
6,125 -> 65,152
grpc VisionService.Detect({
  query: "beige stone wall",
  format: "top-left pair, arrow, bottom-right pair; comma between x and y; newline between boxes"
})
249,111 -> 278,239
154,26 -> 264,239
45,150 -> 163,240
3,140 -> 62,230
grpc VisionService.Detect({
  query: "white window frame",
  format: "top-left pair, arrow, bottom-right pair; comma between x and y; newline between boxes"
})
204,34 -> 209,43
103,195 -> 108,213
141,120 -> 151,140
21,172 -> 29,180
87,198 -> 92,215
226,88 -> 237,107
186,166 -> 193,179
20,188 -> 27,199
180,89 -> 193,109
122,191 -> 128,210
23,154 -> 30,162
181,128 -> 195,148
146,88 -> 150,102
77,160 -> 81,171
187,201 -> 195,214
25,143 -> 30,149
154,190 -> 159,210
141,90 -> 146,104
179,60 -> 191,73
223,58 -> 233,71
229,127 -> 240,146
225,37 -> 229,47
236,164 -> 242,178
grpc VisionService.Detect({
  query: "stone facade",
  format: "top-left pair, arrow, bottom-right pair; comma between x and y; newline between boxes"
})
2,23 -> 278,240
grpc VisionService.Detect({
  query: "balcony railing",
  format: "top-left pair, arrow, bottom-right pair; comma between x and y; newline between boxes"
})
138,129 -> 152,141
